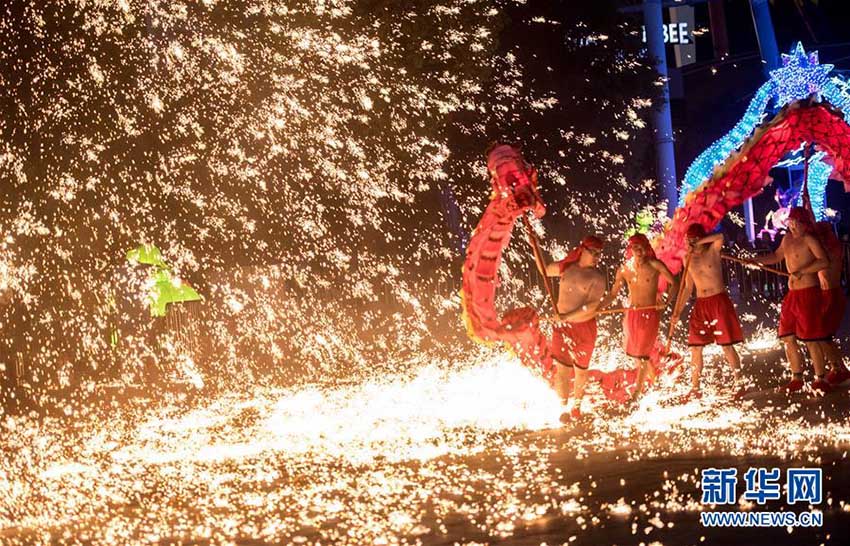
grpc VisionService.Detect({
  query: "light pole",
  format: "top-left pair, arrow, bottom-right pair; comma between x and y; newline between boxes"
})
749,0 -> 781,73
643,0 -> 678,217
741,0 -> 781,242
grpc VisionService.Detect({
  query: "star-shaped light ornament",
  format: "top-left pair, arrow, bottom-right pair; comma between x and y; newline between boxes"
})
769,42 -> 833,108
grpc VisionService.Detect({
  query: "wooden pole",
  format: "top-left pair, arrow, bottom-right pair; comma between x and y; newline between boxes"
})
595,304 -> 664,316
802,142 -> 813,214
543,305 -> 662,324
721,254 -> 790,277
522,215 -> 561,319
664,253 -> 692,354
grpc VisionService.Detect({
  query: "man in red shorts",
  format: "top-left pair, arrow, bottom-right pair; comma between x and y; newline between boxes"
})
673,224 -> 744,400
605,234 -> 676,402
755,207 -> 830,393
542,236 -> 606,420
814,221 -> 850,386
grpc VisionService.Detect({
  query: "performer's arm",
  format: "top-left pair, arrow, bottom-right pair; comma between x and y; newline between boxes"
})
652,259 -> 678,306
600,267 -> 624,309
695,232 -> 723,250
533,252 -> 560,277
792,235 -> 829,278
753,243 -> 785,266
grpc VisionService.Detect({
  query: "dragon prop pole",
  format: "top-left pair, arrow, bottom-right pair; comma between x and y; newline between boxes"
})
802,142 -> 813,214
522,216 -> 561,320
664,254 -> 691,355
596,305 -> 664,316
542,305 -> 663,321
664,253 -> 692,354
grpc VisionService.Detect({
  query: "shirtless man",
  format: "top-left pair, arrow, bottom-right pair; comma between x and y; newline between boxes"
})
543,236 -> 606,420
814,221 -> 850,386
604,234 -> 677,401
755,207 -> 831,393
673,224 -> 744,399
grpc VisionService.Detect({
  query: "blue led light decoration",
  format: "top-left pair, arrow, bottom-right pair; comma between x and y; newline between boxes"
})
678,43 -> 850,207
678,81 -> 774,206
796,153 -> 832,221
769,43 -> 834,108
775,149 -> 833,222
822,77 -> 850,124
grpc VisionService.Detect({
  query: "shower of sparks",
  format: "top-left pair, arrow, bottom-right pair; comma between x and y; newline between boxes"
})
2,1 -> 845,545
2,339 -> 850,545
0,0 -> 656,395
0,0 -> 521,389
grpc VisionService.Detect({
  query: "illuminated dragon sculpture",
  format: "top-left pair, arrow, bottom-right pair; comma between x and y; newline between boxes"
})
657,43 -> 850,274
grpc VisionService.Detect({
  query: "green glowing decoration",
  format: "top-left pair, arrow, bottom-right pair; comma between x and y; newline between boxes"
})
126,244 -> 202,317
624,208 -> 656,239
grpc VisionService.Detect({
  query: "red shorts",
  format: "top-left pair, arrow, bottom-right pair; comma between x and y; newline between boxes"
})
821,288 -> 846,337
688,292 -> 744,347
778,286 -> 828,341
623,309 -> 660,359
552,319 -> 597,369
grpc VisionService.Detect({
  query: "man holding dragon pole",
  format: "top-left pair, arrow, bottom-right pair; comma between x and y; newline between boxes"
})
540,236 -> 606,420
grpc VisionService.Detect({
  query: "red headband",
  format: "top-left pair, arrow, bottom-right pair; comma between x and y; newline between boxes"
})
627,233 -> 656,259
559,236 -> 605,272
580,235 -> 604,251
